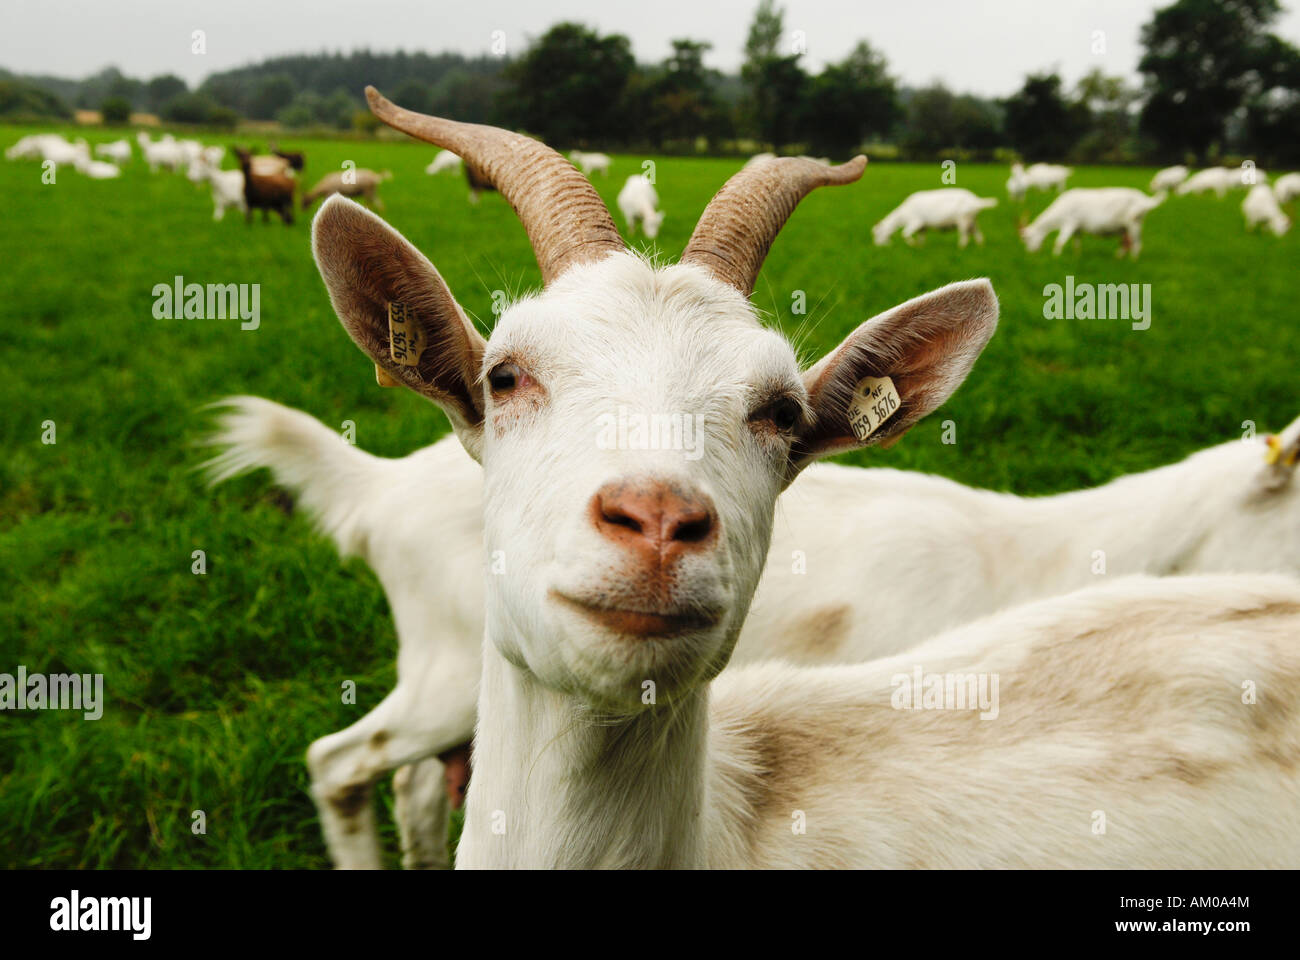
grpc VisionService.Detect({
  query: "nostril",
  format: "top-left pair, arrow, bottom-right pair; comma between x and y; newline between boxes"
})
670,512 -> 713,543
602,506 -> 643,534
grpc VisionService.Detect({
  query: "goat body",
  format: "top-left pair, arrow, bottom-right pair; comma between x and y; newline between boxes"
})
1021,187 -> 1163,257
872,188 -> 997,247
301,170 -> 390,211
616,174 -> 664,238
1242,184 -> 1292,236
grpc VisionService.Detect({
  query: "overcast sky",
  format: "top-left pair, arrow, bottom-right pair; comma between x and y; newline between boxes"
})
6,0 -> 1300,97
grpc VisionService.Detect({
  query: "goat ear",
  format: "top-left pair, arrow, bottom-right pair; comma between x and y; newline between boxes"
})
312,196 -> 486,459
789,279 -> 998,478
1253,419 -> 1300,495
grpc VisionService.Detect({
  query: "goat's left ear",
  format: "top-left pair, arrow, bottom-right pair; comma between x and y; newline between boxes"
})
789,279 -> 998,479
312,196 -> 486,461
1253,418 -> 1300,495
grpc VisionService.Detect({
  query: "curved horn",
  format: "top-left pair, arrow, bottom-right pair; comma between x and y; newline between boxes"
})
681,156 -> 867,297
366,86 -> 624,286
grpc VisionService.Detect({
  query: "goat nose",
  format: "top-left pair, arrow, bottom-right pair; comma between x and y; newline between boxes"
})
592,481 -> 717,560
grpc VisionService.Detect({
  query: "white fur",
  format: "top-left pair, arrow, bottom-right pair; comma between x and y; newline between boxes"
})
872,188 -> 998,248
1242,183 -> 1291,236
188,153 -> 247,221
1006,162 -> 1070,202
570,150 -> 611,177
616,174 -> 664,238
1176,166 -> 1266,198
1273,172 -> 1300,205
136,132 -> 184,173
94,139 -> 132,164
425,150 -> 462,175
1021,187 -> 1164,258
1149,164 -> 1188,193
208,398 -> 1300,867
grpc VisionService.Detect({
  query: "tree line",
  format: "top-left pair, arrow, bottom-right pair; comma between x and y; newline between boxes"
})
3,0 -> 1298,165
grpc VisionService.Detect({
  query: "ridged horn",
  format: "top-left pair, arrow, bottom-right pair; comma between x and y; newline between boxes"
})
366,86 -> 625,286
681,155 -> 867,296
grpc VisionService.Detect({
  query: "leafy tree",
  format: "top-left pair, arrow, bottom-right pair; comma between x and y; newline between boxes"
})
1002,72 -> 1089,159
801,40 -> 899,156
0,79 -> 72,119
1137,0 -> 1291,159
248,74 -> 296,120
642,40 -> 729,148
392,79 -> 434,115
1071,69 -> 1139,162
100,95 -> 131,125
499,22 -> 634,143
741,0 -> 806,148
161,92 -> 218,124
146,74 -> 188,112
900,83 -> 1001,157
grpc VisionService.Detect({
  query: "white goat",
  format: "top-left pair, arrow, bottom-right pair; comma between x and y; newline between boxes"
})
1176,165 -> 1265,198
137,132 -> 184,173
95,139 -> 132,164
1272,172 -> 1300,204
6,133 -> 68,160
1149,164 -> 1188,193
425,150 -> 462,175
1021,187 -> 1164,258
1242,184 -> 1291,236
188,153 -> 247,221
39,137 -> 90,169
299,89 -> 1300,869
616,174 -> 664,238
1006,162 -> 1070,202
208,396 -> 1300,869
872,188 -> 998,247
73,155 -> 122,179
570,150 -> 611,177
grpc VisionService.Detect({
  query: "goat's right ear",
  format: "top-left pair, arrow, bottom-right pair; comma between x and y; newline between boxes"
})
312,196 -> 486,460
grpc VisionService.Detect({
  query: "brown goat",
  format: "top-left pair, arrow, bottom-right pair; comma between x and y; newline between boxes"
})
466,161 -> 495,204
234,147 -> 295,225
301,169 -> 391,210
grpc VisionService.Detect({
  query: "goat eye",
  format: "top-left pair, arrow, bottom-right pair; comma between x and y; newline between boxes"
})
488,363 -> 520,392
752,397 -> 801,433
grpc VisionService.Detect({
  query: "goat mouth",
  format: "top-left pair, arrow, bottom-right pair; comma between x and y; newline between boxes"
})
550,591 -> 720,637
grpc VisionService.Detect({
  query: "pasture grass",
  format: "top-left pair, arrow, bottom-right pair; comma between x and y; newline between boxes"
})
0,124 -> 1295,867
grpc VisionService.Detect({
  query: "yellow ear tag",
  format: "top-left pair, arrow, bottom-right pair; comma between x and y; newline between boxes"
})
846,375 -> 901,442
388,301 -> 426,367
1264,434 -> 1282,466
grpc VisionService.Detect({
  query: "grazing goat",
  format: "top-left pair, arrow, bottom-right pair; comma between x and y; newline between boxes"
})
1176,166 -> 1265,198
1006,162 -> 1070,202
6,133 -> 68,160
1149,165 -> 1188,193
233,148 -> 295,225
570,150 -> 611,177
189,153 -> 247,221
1021,187 -> 1163,258
95,139 -> 132,164
1272,172 -> 1300,205
208,397 -> 1300,869
616,174 -> 664,238
301,169 -> 391,211
73,155 -> 122,179
1242,184 -> 1291,236
872,188 -> 997,247
137,132 -> 184,173
464,161 -> 494,204
299,88 -> 1300,869
425,150 -> 462,175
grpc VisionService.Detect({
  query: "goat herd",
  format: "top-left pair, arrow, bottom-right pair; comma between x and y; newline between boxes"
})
4,130 -> 392,224
184,88 -> 1300,869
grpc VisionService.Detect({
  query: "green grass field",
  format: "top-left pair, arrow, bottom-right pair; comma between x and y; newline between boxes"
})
1,124 -> 1296,868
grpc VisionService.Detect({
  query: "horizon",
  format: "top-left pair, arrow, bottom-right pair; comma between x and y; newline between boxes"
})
7,0 -> 1300,99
